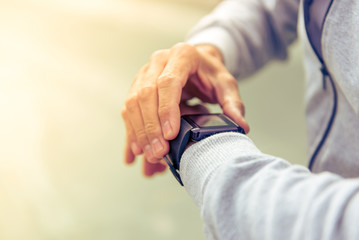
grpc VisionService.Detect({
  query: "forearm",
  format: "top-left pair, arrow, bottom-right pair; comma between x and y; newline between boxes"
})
180,132 -> 359,240
186,0 -> 299,78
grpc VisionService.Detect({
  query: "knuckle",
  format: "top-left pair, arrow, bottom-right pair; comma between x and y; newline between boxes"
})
221,73 -> 237,85
231,97 -> 244,108
138,85 -> 157,102
144,121 -> 161,135
158,104 -> 172,117
150,49 -> 166,61
228,98 -> 245,116
172,43 -> 198,60
222,95 -> 241,107
121,107 -> 127,119
125,97 -> 138,112
134,128 -> 148,145
157,73 -> 177,86
174,42 -> 195,53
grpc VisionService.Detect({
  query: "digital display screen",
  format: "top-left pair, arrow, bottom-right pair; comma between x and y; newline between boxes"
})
188,115 -> 227,127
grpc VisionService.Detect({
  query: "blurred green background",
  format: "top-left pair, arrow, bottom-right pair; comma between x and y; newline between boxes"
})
0,0 -> 306,239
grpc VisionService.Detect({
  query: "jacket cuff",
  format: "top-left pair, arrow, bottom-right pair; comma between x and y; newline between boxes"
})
179,132 -> 261,207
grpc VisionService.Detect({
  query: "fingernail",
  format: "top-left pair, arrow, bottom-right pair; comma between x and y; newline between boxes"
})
163,121 -> 173,138
152,138 -> 164,155
144,145 -> 154,161
130,142 -> 142,155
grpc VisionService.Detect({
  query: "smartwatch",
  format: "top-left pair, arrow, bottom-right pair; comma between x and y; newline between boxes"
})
164,113 -> 245,186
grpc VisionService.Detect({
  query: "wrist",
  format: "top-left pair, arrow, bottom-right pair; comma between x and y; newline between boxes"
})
180,132 -> 259,206
165,114 -> 245,186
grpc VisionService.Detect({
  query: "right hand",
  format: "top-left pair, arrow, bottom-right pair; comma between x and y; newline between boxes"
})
121,43 -> 249,176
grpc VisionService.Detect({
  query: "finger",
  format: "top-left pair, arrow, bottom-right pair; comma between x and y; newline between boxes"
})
124,141 -> 136,165
157,43 -> 200,140
125,94 -> 151,156
137,52 -> 170,160
121,108 -> 142,164
182,73 -> 215,103
214,72 -> 250,133
179,102 -> 210,115
143,157 -> 167,177
138,86 -> 169,160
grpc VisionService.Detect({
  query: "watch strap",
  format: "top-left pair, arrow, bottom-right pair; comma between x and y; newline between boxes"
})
168,118 -> 193,169
165,118 -> 193,186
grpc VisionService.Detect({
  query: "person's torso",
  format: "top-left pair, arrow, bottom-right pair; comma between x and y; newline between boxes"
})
300,0 -> 359,177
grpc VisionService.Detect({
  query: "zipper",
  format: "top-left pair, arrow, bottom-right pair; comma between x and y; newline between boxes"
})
308,65 -> 338,170
321,65 -> 328,90
303,0 -> 338,170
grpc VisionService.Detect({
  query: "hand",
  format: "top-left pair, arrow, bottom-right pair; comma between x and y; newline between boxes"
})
121,43 -> 249,177
123,102 -> 210,177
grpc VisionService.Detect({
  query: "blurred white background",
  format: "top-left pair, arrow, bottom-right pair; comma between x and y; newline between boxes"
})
0,0 -> 306,239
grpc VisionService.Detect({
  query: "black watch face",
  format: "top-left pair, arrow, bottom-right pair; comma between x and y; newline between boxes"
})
182,114 -> 244,141
189,114 -> 228,127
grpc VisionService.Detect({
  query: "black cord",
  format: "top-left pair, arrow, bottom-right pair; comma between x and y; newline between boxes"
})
308,66 -> 338,170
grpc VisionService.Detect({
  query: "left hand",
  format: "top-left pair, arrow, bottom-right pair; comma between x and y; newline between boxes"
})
124,102 -> 210,177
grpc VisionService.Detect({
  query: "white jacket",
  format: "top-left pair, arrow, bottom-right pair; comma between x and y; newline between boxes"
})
182,0 -> 359,239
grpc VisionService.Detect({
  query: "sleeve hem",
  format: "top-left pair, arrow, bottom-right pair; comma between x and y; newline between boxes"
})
180,132 -> 261,207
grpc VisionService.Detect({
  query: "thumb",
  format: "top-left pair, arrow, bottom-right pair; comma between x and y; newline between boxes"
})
214,74 -> 250,134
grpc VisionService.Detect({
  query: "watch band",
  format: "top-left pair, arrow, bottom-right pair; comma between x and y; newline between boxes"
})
169,118 -> 193,169
164,118 -> 193,186
165,113 -> 245,186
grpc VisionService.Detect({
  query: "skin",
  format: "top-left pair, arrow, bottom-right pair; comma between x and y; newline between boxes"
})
121,43 -> 249,176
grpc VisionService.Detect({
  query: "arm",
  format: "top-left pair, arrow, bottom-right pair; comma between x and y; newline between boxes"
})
187,0 -> 300,78
181,133 -> 359,240
122,43 -> 249,175
122,0 -> 299,176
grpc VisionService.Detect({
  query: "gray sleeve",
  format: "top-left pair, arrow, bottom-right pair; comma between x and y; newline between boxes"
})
186,0 -> 300,78
180,132 -> 359,240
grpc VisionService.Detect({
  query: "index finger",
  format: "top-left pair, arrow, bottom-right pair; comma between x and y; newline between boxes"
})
214,72 -> 250,134
157,43 -> 200,140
